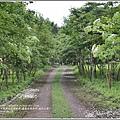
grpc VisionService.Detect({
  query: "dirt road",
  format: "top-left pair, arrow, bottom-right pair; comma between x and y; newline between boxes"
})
2,66 -> 117,118
24,68 -> 59,118
61,68 -> 94,118
24,66 -> 94,118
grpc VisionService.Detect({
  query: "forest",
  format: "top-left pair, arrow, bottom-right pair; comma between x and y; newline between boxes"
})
0,1 -> 120,117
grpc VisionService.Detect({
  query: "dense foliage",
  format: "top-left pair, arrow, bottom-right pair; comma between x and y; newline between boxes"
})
0,1 -> 120,94
0,2 -> 58,91
55,1 -> 120,89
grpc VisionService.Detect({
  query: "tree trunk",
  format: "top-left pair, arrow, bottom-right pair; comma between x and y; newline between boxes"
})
116,68 -> 120,81
107,72 -> 112,89
92,64 -> 95,83
20,72 -> 22,83
32,69 -> 37,77
87,64 -> 90,77
4,68 -> 8,89
16,70 -> 20,83
90,50 -> 94,83
106,63 -> 112,89
28,64 -> 34,76
12,70 -> 14,84
82,56 -> 85,77
101,64 -> 104,82
84,65 -> 88,78
0,69 -> 3,76
112,63 -> 115,81
77,62 -> 82,76
23,72 -> 26,81
94,64 -> 97,78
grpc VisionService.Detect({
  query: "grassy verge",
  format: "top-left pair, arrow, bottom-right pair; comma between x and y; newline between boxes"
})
0,97 -> 35,118
0,67 -> 53,118
52,67 -> 75,118
0,67 -> 52,106
73,66 -> 120,110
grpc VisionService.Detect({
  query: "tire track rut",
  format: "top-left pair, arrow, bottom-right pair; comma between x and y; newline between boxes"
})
24,68 -> 59,118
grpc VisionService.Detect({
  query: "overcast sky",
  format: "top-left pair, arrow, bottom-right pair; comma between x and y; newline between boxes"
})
27,1 -> 107,27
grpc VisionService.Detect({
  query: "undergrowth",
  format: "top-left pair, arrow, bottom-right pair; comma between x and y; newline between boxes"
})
73,66 -> 120,110
0,67 -> 53,118
0,68 -> 47,105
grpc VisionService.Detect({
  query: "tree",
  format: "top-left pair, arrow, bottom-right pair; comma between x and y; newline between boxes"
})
57,1 -> 120,88
0,2 -> 55,90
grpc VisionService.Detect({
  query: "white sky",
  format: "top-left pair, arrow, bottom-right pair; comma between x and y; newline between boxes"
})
27,1 -> 107,27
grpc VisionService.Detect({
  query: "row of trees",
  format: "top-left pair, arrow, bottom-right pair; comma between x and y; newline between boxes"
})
55,1 -> 120,89
0,2 -> 119,90
0,2 -> 58,90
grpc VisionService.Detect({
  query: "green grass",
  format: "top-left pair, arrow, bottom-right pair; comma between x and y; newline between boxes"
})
73,66 -> 120,110
52,68 -> 75,118
0,67 -> 54,118
0,69 -> 45,104
0,97 -> 36,118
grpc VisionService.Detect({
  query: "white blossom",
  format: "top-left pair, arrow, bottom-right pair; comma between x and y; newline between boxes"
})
109,34 -> 117,38
84,26 -> 92,32
26,46 -> 29,49
0,58 -> 2,61
93,18 -> 100,24
27,25 -> 32,30
112,41 -> 114,44
86,26 -> 91,29
94,46 -> 98,52
26,46 -> 31,54
92,44 -> 96,52
92,44 -> 98,53
8,42 -> 17,46
32,36 -> 38,39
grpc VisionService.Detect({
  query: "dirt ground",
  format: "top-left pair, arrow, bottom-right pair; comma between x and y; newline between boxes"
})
24,68 -> 59,118
61,67 -> 120,118
24,67 -> 95,118
1,66 -> 119,118
61,68 -> 95,118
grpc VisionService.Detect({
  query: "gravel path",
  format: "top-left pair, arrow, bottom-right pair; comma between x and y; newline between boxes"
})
61,68 -> 94,118
24,68 -> 59,118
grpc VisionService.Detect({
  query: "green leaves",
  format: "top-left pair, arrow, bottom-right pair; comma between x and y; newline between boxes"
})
60,1 -> 120,74
84,26 -> 92,35
87,10 -> 120,69
0,2 -> 56,76
112,12 -> 120,21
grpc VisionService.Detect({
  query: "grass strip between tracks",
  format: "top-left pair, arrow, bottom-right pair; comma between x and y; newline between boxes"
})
52,67 -> 75,118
